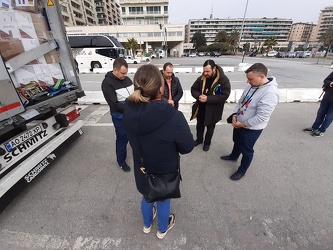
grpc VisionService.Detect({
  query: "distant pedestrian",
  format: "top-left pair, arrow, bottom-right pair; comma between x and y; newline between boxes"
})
303,71 -> 333,137
123,64 -> 194,239
221,63 -> 279,181
101,58 -> 134,172
190,59 -> 231,151
161,62 -> 183,110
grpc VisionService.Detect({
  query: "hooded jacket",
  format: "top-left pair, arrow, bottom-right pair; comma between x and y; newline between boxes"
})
101,71 -> 134,118
160,71 -> 183,110
190,65 -> 231,125
123,100 -> 194,195
233,77 -> 280,130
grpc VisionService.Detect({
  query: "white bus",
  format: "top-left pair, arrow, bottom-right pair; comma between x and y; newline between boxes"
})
68,35 -> 125,72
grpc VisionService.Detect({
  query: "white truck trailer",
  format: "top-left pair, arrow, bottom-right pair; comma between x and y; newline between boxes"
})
0,0 -> 84,211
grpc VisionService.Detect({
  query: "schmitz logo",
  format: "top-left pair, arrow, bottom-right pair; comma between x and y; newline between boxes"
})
24,154 -> 56,183
3,131 -> 48,163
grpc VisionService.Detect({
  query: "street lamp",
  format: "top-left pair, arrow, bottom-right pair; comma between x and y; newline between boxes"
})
238,0 -> 249,62
159,24 -> 168,59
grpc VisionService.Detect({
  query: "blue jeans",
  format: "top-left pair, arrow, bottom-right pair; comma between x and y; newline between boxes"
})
312,98 -> 333,133
230,128 -> 262,174
111,116 -> 128,166
141,197 -> 170,232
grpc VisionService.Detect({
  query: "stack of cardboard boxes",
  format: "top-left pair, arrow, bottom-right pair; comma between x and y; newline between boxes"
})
0,0 -> 64,90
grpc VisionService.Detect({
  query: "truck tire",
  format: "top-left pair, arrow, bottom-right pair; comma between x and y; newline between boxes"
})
134,61 -> 138,64
91,61 -> 102,69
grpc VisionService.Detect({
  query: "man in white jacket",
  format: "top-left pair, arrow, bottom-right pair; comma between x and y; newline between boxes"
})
220,63 -> 279,181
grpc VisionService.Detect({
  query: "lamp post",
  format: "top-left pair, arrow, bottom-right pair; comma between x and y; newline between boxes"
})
238,0 -> 249,61
164,27 -> 168,59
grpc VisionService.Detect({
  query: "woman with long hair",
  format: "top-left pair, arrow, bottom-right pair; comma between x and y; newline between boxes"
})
123,64 -> 194,239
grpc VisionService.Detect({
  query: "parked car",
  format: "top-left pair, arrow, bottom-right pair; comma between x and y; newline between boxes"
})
182,52 -> 189,57
124,56 -> 140,64
267,51 -> 278,57
198,52 -> 205,56
210,51 -> 221,57
249,52 -> 257,57
296,51 -> 311,58
286,52 -> 296,58
275,52 -> 286,58
189,53 -> 197,57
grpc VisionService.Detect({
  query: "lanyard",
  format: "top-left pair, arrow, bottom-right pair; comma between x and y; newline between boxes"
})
240,87 -> 258,108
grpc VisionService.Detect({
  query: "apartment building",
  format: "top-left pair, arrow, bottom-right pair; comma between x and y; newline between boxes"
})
312,6 -> 333,41
188,17 -> 292,48
120,0 -> 169,25
289,23 -> 316,42
59,0 -> 121,26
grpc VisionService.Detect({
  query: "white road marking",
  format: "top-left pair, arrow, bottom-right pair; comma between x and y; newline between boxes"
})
0,230 -> 121,249
83,106 -> 110,125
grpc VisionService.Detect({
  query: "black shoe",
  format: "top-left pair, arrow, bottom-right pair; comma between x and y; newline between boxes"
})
230,171 -> 245,181
303,127 -> 317,132
220,155 -> 238,161
194,140 -> 202,146
203,144 -> 210,151
120,163 -> 131,172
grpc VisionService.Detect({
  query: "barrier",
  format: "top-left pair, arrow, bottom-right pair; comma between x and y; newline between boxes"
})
78,88 -> 324,105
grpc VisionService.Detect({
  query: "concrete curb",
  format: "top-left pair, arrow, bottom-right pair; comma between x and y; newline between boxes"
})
77,88 -> 323,105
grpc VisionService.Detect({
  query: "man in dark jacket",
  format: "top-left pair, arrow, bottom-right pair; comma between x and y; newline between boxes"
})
161,62 -> 183,110
303,71 -> 333,137
190,59 -> 231,151
101,58 -> 134,172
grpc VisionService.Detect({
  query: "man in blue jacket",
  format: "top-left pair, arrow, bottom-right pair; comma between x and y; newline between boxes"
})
101,58 -> 134,172
303,71 -> 333,137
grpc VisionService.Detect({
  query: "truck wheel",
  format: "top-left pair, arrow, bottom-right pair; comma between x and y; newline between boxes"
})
134,61 -> 138,64
91,62 -> 102,69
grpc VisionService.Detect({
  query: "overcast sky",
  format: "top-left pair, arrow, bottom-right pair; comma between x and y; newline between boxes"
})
168,0 -> 333,24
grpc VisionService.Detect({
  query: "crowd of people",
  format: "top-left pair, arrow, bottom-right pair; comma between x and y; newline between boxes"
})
101,57 -> 333,239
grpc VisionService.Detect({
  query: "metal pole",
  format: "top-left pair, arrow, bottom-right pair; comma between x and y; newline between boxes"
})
165,27 -> 168,59
237,0 -> 249,57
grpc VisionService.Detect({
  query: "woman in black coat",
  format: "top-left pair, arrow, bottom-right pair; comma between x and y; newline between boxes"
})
123,64 -> 194,239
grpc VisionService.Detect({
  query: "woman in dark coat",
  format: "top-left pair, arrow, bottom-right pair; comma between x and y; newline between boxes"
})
123,64 -> 194,239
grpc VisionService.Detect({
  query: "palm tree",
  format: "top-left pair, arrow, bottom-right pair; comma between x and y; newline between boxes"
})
227,31 -> 240,47
263,36 -> 277,51
125,38 -> 139,56
318,27 -> 333,56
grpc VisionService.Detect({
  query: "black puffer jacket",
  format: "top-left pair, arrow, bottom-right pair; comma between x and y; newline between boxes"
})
123,100 -> 194,195
190,65 -> 231,125
161,71 -> 183,110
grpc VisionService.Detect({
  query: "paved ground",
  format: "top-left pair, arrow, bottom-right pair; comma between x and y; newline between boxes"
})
0,102 -> 333,250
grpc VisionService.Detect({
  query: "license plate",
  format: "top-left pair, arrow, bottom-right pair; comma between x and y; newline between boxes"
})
5,124 -> 44,151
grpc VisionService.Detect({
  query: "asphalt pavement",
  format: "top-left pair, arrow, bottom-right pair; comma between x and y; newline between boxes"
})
0,102 -> 332,250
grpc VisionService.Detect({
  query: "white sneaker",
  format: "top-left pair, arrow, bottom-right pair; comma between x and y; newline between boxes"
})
156,214 -> 175,239
143,206 -> 157,233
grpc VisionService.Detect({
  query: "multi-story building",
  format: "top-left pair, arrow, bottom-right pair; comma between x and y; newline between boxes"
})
312,6 -> 333,41
188,17 -> 292,48
59,0 -> 121,26
95,0 -> 122,25
120,0 -> 169,25
289,23 -> 316,42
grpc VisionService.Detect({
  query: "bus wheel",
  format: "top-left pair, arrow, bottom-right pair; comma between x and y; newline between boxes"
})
92,62 -> 102,69
134,61 -> 137,64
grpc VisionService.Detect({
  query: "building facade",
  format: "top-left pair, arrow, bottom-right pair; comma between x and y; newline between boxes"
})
188,17 -> 292,48
119,0 -> 169,25
312,6 -> 333,41
59,0 -> 121,26
288,23 -> 316,42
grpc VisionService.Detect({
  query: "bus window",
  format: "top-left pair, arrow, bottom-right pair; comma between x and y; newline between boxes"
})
96,49 -> 118,59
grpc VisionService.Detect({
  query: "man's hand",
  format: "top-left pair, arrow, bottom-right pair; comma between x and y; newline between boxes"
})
232,119 -> 246,129
198,94 -> 207,103
168,100 -> 175,106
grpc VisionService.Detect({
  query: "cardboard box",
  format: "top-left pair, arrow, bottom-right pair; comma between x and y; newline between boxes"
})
11,65 -> 38,87
33,64 -> 54,86
48,63 -> 64,82
31,13 -> 50,42
0,38 -> 24,60
12,0 -> 38,14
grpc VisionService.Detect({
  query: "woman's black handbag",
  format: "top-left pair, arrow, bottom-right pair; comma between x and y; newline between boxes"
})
144,170 -> 181,203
